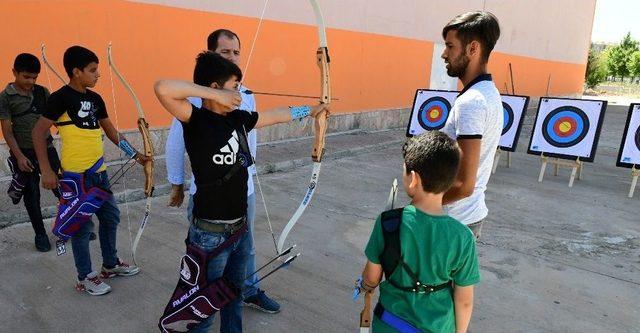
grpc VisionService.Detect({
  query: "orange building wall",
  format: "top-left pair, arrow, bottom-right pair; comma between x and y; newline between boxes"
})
0,0 -> 586,134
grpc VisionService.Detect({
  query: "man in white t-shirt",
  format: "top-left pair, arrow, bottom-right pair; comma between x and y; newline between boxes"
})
439,12 -> 502,239
165,29 -> 280,313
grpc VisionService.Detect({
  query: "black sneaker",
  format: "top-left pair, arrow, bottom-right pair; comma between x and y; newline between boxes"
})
243,289 -> 281,313
35,234 -> 51,252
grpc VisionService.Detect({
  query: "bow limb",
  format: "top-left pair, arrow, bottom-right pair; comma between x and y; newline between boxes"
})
107,43 -> 154,266
41,43 -> 67,86
107,42 -> 154,197
275,0 -> 331,253
385,179 -> 398,211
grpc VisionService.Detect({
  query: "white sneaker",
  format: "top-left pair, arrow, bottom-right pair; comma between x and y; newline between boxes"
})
76,271 -> 112,296
100,258 -> 140,278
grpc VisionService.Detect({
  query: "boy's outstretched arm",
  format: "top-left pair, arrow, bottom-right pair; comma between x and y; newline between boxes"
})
254,104 -> 330,129
453,284 -> 474,333
31,117 -> 57,189
154,80 -> 241,122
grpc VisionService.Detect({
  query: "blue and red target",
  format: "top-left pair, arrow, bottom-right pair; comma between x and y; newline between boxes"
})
417,97 -> 450,130
502,102 -> 514,135
541,106 -> 590,148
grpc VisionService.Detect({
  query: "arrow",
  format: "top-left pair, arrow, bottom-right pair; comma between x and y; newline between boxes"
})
244,90 -> 339,101
244,245 -> 296,281
248,253 -> 301,287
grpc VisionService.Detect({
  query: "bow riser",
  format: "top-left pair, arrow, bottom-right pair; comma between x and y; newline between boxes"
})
316,47 -> 331,104
312,46 -> 330,162
137,118 -> 155,197
359,290 -> 373,332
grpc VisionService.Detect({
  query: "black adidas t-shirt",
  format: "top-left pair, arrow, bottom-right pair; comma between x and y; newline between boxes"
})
182,105 -> 259,220
44,85 -> 108,128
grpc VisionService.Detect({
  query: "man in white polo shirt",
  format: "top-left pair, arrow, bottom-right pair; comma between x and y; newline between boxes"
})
165,29 -> 280,313
440,11 -> 502,239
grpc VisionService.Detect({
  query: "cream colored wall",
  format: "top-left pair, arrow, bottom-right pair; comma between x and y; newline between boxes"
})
134,0 -> 596,65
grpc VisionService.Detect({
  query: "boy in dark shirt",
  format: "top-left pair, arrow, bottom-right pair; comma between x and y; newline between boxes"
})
32,46 -> 148,295
0,53 -> 60,252
154,51 -> 329,332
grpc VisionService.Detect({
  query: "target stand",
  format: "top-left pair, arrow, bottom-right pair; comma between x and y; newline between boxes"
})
537,153 -> 584,187
528,97 -> 607,187
492,148 -> 512,174
629,166 -> 639,198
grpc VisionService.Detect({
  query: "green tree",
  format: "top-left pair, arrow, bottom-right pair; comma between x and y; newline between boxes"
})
607,32 -> 639,81
620,32 -> 639,51
585,49 -> 606,89
629,50 -> 640,83
606,46 -> 625,79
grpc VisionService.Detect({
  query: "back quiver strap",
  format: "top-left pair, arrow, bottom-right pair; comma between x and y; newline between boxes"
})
11,85 -> 47,119
158,225 -> 247,332
379,208 -> 404,279
379,207 -> 452,293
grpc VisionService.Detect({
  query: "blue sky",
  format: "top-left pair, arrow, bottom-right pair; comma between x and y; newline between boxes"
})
591,0 -> 640,43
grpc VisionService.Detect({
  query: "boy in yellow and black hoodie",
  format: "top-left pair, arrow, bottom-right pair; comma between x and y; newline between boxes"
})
32,46 -> 148,295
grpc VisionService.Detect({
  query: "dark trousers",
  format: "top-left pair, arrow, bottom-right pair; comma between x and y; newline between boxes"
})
13,148 -> 61,236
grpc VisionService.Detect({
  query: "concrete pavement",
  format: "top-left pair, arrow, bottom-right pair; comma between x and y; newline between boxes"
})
0,103 -> 639,332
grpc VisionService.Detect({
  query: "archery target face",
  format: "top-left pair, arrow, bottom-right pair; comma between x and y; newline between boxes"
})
407,90 -> 458,136
418,97 -> 450,130
617,104 -> 640,167
528,98 -> 606,161
541,106 -> 590,147
499,95 -> 529,151
502,103 -> 514,135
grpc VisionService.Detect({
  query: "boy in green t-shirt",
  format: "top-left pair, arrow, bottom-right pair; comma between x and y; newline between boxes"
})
359,131 -> 480,333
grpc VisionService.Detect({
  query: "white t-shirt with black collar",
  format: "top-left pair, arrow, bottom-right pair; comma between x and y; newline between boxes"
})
441,74 -> 503,225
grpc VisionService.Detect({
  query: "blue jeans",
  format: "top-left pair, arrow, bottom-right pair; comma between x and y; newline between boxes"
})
187,193 -> 260,298
187,221 -> 251,333
70,171 -> 120,280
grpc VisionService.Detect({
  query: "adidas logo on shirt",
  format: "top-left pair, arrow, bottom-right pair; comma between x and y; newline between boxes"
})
213,130 -> 240,165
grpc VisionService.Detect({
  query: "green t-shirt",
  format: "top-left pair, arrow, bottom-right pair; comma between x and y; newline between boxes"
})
0,83 -> 51,149
365,205 -> 480,333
